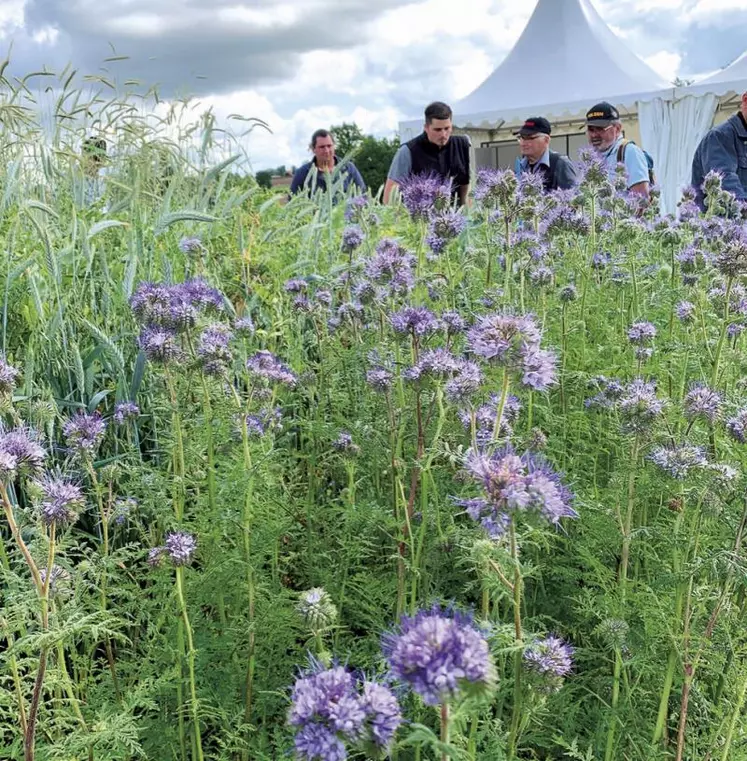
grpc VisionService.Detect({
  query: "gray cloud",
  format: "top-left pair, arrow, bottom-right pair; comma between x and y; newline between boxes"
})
9,0 -> 419,96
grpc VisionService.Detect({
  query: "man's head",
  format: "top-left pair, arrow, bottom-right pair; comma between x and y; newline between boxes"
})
424,101 -> 453,147
310,129 -> 335,168
514,117 -> 552,164
586,101 -> 623,152
741,91 -> 747,119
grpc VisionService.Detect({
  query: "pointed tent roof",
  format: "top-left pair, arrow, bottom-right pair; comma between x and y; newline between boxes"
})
701,51 -> 747,86
452,0 -> 668,128
676,51 -> 747,99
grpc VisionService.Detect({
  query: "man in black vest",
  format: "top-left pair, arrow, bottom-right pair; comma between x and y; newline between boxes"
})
512,117 -> 577,191
384,101 -> 471,206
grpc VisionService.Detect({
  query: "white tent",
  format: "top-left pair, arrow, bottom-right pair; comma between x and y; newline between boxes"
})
398,0 -> 670,138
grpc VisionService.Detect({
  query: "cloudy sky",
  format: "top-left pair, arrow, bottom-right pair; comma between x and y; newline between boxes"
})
1,0 -> 745,172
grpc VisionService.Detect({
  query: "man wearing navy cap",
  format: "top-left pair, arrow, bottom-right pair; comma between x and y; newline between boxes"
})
513,117 -> 576,191
586,101 -> 651,199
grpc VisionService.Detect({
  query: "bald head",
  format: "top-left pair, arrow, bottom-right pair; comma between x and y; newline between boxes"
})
742,92 -> 747,119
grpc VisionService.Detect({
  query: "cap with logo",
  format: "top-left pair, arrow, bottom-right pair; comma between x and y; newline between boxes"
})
513,117 -> 552,136
585,102 -> 620,127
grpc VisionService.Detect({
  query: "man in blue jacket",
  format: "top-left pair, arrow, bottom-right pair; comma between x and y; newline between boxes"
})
512,117 -> 577,191
290,129 -> 366,198
691,92 -> 747,210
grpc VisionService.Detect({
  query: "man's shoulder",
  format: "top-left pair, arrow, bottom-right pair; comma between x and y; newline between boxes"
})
452,134 -> 471,147
293,160 -> 314,177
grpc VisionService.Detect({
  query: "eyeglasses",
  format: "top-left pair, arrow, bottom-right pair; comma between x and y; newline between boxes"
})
586,125 -> 613,134
516,134 -> 544,142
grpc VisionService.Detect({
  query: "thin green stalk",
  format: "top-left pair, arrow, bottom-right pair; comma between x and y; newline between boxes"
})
507,519 -> 523,760
721,665 -> 747,761
711,277 -> 733,388
440,702 -> 450,761
491,370 -> 510,445
175,565 -> 204,761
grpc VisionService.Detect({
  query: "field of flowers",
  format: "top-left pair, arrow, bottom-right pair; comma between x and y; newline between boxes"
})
3,80 -> 747,761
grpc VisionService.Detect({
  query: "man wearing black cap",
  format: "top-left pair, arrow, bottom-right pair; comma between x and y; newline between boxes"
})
513,117 -> 576,191
586,101 -> 651,199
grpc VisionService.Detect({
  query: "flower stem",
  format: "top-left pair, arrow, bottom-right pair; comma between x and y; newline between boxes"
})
440,702 -> 450,761
711,277 -> 733,388
507,519 -> 523,760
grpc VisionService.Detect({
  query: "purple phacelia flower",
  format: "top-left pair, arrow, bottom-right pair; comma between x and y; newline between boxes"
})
341,225 -> 365,253
464,446 -> 576,531
445,361 -> 483,403
619,379 -> 666,434
398,173 -> 452,220
366,366 -> 393,392
178,236 -> 204,254
284,278 -> 308,293
559,285 -> 578,303
333,431 -> 360,456
521,346 -> 558,391
684,384 -> 722,424
628,322 -> 657,346
523,635 -> 574,678
649,444 -> 708,479
390,306 -> 440,337
726,410 -> 747,443
234,316 -> 255,336
383,606 -> 496,706
0,357 -> 20,395
63,411 -> 106,454
441,310 -> 467,334
242,406 -> 283,438
36,476 -> 86,528
164,530 -> 197,566
138,326 -> 184,364
676,301 -> 695,323
0,427 -> 47,475
246,350 -> 297,387
474,167 -> 517,207
363,239 -> 416,296
197,324 -> 233,375
429,210 -> 467,243
466,312 -> 541,363
113,402 -> 140,425
529,266 -> 554,287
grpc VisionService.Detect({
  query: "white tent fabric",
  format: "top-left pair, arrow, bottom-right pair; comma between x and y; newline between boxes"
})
453,0 -> 668,126
638,94 -> 718,216
677,51 -> 747,99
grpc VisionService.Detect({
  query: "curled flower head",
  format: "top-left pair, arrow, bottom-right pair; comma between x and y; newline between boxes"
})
390,306 -> 440,337
444,360 -> 483,403
619,379 -> 666,434
178,236 -> 204,254
197,323 -> 234,376
466,312 -> 542,364
341,225 -> 365,253
627,321 -> 657,346
246,350 -> 297,387
649,444 -> 708,479
726,410 -> 747,444
35,475 -> 86,528
523,634 -> 574,687
0,357 -> 20,396
297,587 -> 338,631
398,173 -> 452,220
559,285 -> 578,303
63,411 -> 106,454
364,238 -> 416,296
138,326 -> 184,364
676,301 -> 695,323
382,605 -> 496,705
113,402 -> 140,425
0,427 -> 46,476
164,530 -> 197,566
332,431 -> 360,456
684,383 -> 722,424
366,366 -> 393,392
429,210 -> 467,245
39,565 -> 71,595
233,316 -> 255,336
441,310 -> 467,335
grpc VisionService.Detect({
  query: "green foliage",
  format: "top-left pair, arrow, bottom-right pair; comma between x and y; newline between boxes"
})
255,170 -> 273,190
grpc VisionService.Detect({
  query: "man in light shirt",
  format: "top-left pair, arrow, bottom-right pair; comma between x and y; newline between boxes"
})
585,101 -> 650,199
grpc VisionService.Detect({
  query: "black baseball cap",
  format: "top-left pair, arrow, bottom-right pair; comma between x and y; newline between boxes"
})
513,117 -> 552,136
586,102 -> 620,127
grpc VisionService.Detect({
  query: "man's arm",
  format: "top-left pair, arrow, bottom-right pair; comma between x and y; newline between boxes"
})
457,183 -> 470,207
700,129 -> 747,201
349,163 -> 366,192
556,156 -> 578,189
628,181 -> 650,198
289,164 -> 308,195
383,145 -> 411,204
623,146 -> 650,199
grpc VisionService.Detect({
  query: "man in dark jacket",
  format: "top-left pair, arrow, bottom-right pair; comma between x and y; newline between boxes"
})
512,117 -> 577,191
691,91 -> 747,210
290,129 -> 366,197
384,101 -> 471,206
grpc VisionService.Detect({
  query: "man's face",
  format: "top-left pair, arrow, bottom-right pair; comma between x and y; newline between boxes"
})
587,122 -> 620,152
313,135 -> 335,167
519,132 -> 550,163
741,92 -> 747,119
424,117 -> 452,147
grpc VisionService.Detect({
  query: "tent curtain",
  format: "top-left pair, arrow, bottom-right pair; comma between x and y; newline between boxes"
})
638,98 -> 673,213
668,94 -> 718,214
640,94 -> 718,216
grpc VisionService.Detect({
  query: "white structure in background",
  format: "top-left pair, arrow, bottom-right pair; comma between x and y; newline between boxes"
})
396,0 -> 747,215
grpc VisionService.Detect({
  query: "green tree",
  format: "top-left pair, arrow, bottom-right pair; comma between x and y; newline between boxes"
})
355,135 -> 400,197
330,122 -> 365,158
255,170 -> 273,189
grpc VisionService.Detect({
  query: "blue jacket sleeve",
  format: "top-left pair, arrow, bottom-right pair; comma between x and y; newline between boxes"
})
555,156 -> 578,189
289,165 -> 308,194
349,163 -> 366,191
700,129 -> 747,201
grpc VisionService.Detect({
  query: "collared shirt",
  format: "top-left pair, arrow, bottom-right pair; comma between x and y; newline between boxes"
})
290,155 -> 366,197
599,136 -> 649,188
513,149 -> 577,191
692,112 -> 747,208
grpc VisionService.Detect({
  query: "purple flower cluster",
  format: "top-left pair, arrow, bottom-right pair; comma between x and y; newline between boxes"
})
366,366 -> 394,393
523,635 -> 574,678
137,326 -> 184,365
113,402 -> 140,425
462,446 -> 577,535
246,350 -> 297,387
151,531 -> 197,567
397,173 -> 452,221
649,444 -> 708,479
627,321 -> 656,346
427,210 -> 467,253
676,301 -> 696,323
458,393 -> 521,443
0,357 -> 20,395
36,475 -> 86,528
62,411 -> 106,455
684,383 -> 722,424
382,605 -> 496,705
390,306 -> 441,337
726,410 -> 747,444
234,316 -> 255,336
584,376 -> 625,410
332,431 -> 361,456
0,426 -> 47,477
130,279 -> 224,331
619,379 -> 666,434
341,225 -> 365,253
197,323 -> 233,376
288,662 -> 401,760
243,406 -> 283,438
474,167 -> 517,208
467,312 -> 556,391
178,236 -> 204,254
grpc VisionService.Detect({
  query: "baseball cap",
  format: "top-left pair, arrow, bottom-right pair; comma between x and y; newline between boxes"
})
513,117 -> 552,136
586,102 -> 620,127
